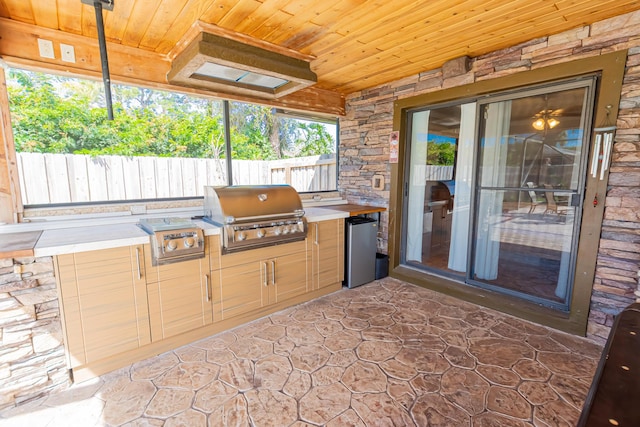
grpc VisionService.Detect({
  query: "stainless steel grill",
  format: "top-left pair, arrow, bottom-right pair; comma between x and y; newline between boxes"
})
204,185 -> 307,254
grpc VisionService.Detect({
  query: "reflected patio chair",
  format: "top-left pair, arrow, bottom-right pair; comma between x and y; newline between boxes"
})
526,182 -> 545,214
543,184 -> 568,216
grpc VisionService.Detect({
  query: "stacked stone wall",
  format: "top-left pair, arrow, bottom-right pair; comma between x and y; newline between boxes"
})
0,256 -> 68,410
339,11 -> 640,342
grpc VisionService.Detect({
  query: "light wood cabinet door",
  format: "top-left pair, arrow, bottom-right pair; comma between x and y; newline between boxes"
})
310,219 -> 344,290
218,241 -> 308,320
145,246 -> 213,341
270,250 -> 308,303
218,262 -> 267,319
56,245 -> 150,367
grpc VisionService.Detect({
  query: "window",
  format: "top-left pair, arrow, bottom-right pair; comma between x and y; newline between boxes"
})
7,68 -> 337,206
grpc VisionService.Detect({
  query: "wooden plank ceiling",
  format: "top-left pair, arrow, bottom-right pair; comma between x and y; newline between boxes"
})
1,0 -> 639,98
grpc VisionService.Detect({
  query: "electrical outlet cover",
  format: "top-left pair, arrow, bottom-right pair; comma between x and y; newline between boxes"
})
60,44 -> 76,63
37,39 -> 55,59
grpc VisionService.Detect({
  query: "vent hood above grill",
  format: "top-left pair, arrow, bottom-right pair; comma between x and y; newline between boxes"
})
168,32 -> 317,99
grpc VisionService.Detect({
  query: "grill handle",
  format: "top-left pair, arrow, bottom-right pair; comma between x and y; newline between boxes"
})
225,210 -> 305,224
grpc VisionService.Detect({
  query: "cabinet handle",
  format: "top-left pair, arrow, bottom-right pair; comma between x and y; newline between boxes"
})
135,247 -> 141,280
315,223 -> 319,245
271,260 -> 276,285
263,262 -> 268,286
205,274 -> 211,302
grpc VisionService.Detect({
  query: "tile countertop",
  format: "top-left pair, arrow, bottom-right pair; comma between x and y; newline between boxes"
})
0,206 -> 351,258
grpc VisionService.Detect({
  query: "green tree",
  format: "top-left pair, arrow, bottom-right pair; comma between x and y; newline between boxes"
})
8,69 -> 336,161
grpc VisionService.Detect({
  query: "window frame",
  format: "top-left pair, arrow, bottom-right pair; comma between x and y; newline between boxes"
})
2,67 -> 339,219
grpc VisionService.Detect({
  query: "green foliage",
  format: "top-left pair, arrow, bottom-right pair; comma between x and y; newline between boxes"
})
7,69 -> 336,160
427,140 -> 456,166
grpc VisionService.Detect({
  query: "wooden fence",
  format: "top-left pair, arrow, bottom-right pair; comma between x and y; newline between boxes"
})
16,153 -> 337,205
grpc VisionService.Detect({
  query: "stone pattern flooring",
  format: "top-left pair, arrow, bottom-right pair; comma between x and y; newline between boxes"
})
0,278 -> 603,426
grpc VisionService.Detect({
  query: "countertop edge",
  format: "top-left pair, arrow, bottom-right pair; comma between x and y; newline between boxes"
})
27,209 -> 347,257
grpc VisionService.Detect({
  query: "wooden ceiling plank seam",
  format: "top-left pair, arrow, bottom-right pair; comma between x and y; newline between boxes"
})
277,22 -> 330,51
233,0 -> 292,35
215,0 -> 263,29
30,0 -> 58,29
154,0 -> 221,54
120,0 -> 160,47
138,0 -> 191,51
55,0 -> 83,34
240,0 -> 291,40
246,8 -> 295,41
103,0 -> 137,43
4,0 -> 33,23
267,0 -> 339,46
198,0 -> 239,26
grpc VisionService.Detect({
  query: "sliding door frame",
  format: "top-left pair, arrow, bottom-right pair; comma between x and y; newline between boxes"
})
389,50 -> 627,335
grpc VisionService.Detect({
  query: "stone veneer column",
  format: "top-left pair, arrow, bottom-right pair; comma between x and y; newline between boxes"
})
339,10 -> 640,343
0,256 -> 69,409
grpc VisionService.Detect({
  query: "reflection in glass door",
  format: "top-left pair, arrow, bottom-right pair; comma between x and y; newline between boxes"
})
403,79 -> 595,310
405,103 -> 476,278
472,84 -> 592,308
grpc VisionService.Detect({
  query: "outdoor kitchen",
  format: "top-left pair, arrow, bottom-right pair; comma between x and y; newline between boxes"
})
1,1 -> 640,426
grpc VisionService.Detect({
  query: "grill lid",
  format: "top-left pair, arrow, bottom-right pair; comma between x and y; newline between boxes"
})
204,185 -> 304,224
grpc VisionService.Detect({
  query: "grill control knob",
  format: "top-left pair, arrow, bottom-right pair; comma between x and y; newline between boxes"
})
282,227 -> 290,234
184,237 -> 195,248
256,229 -> 266,238
273,227 -> 282,236
166,240 -> 178,251
237,231 -> 247,241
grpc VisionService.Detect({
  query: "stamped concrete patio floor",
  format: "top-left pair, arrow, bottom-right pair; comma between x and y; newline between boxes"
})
0,278 -> 603,426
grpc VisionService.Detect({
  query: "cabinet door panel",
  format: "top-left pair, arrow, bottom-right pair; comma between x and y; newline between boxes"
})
219,263 -> 266,320
56,245 -> 149,366
311,219 -> 344,290
272,251 -> 308,303
147,257 -> 212,341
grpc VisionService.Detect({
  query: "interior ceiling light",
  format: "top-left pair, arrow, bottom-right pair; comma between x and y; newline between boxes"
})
168,33 -> 317,99
532,109 -> 560,131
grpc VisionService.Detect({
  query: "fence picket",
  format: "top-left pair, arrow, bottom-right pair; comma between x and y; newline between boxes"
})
67,154 -> 90,203
122,156 -> 142,200
138,157 -> 157,199
155,158 -> 171,198
86,156 -> 108,202
19,153 -> 47,204
45,153 -> 71,203
105,156 -> 126,201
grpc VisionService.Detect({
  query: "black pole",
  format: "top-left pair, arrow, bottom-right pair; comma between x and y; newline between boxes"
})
92,1 -> 114,120
223,100 -> 233,184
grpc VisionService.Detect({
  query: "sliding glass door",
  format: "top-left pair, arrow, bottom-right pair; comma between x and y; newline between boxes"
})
402,79 -> 595,310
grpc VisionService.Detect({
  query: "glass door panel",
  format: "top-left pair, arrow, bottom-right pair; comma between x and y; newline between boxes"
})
472,85 -> 591,308
404,103 -> 475,277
